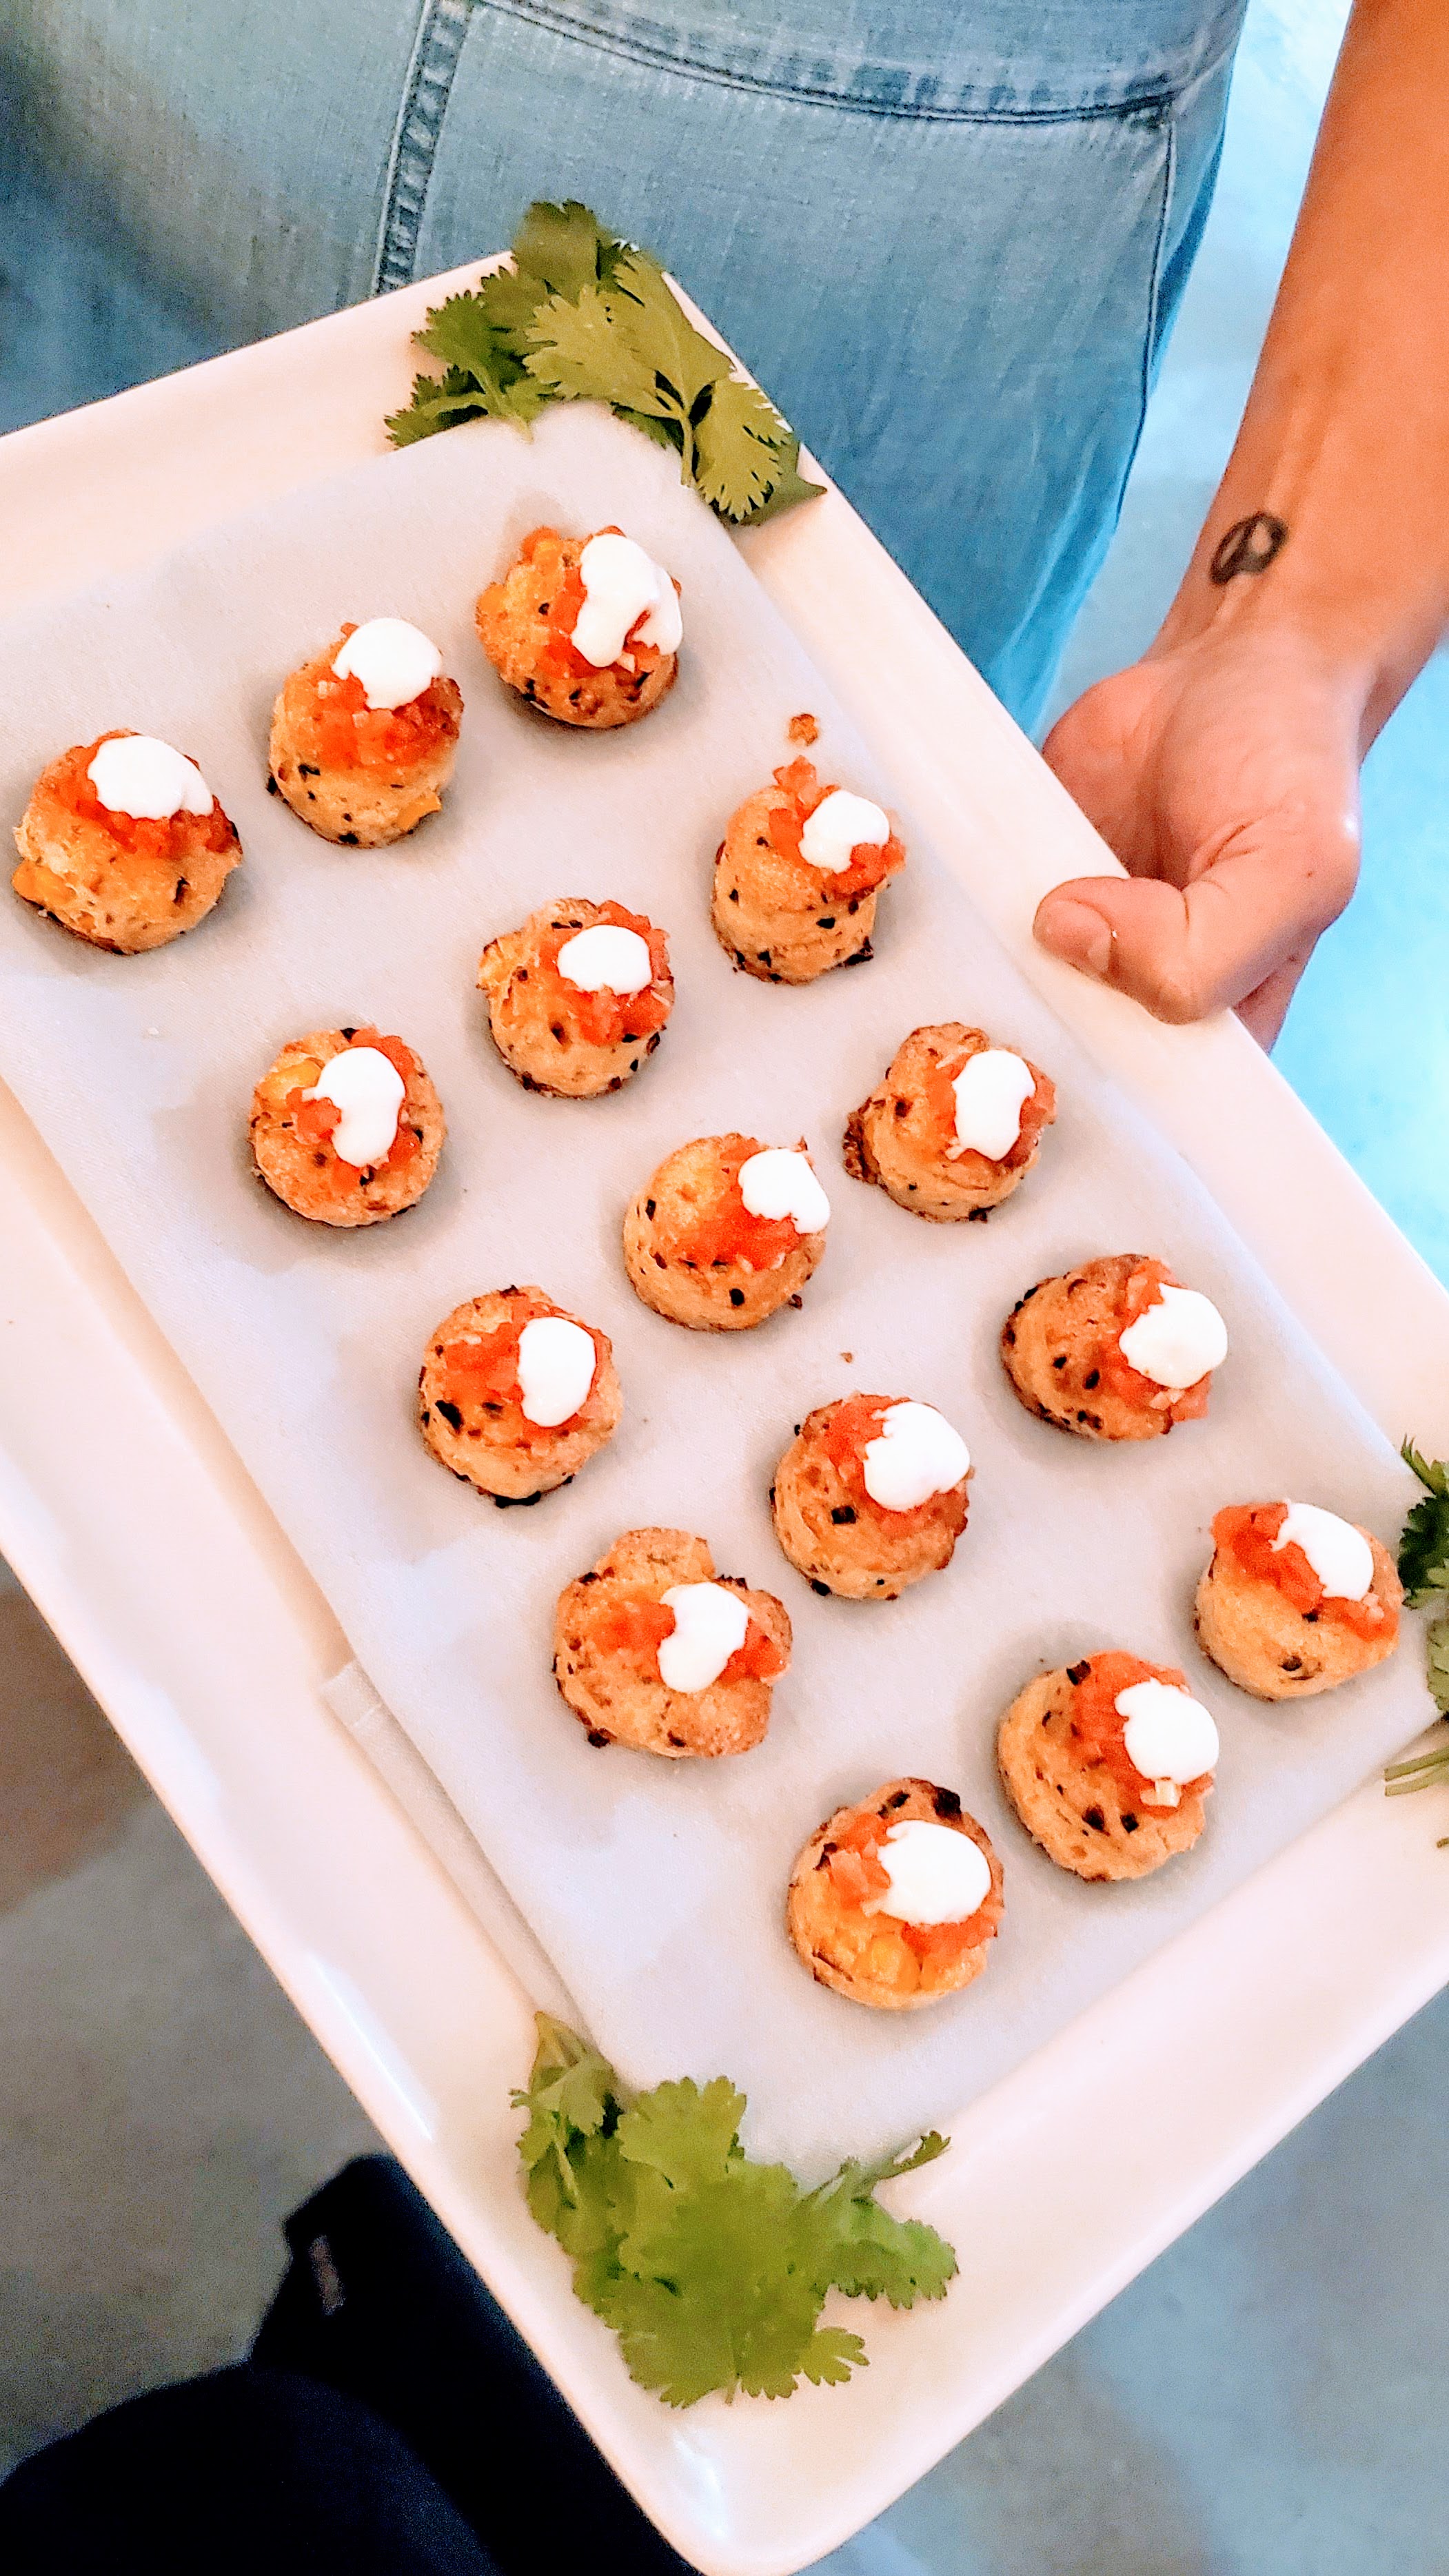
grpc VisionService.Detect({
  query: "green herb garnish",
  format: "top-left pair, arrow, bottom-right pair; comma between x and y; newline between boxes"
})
386,200 -> 823,529
1384,1439 -> 1449,1810
512,2013 -> 956,2406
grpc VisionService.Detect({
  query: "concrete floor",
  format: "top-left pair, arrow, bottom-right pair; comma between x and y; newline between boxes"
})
4,2 -> 1448,2568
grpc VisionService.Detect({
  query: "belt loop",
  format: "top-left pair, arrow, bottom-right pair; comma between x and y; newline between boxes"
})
373,0 -> 474,296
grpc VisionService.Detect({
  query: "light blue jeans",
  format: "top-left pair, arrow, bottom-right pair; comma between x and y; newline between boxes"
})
1,1 -> 1244,726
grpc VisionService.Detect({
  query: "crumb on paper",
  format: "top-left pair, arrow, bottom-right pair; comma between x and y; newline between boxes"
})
787,711 -> 819,747
840,1351 -> 853,1363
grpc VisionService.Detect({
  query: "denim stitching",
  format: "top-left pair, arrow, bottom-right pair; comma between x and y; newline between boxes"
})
373,0 -> 476,294
1113,103 -> 1177,527
465,0 -> 1242,122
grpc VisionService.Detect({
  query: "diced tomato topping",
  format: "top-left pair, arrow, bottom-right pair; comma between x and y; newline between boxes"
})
539,901 -> 671,1050
922,1051 -> 1057,1168
292,628 -> 459,773
592,1596 -> 677,1661
282,1031 -> 421,1182
437,1289 -> 597,1443
824,1807 -> 993,1965
657,1134 -> 806,1272
1213,1503 -> 1388,1639
764,757 -> 905,897
50,734 -> 234,865
720,1619 -> 787,1684
1086,1259 -> 1210,1422
820,1396 -> 946,1535
522,524 -> 671,684
1066,1650 -> 1210,1802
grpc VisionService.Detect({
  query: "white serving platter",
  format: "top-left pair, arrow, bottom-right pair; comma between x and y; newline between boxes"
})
3,267 -> 1449,2576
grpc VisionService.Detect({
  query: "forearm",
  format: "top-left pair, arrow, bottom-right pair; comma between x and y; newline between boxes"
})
1155,0 -> 1449,745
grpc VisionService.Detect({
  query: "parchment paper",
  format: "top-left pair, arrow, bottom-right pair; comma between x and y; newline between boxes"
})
0,408 -> 1427,2169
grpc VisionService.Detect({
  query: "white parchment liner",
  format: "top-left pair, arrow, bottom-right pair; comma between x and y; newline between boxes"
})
0,409 -> 1427,2169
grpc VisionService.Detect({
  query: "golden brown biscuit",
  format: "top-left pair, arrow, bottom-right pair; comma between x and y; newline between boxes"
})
1195,1502 -> 1401,1699
478,897 -> 673,1098
1000,1254 -> 1222,1440
552,1527 -> 791,1757
268,626 -> 462,846
474,527 -> 679,729
710,755 -> 904,984
12,731 -> 241,952
418,1286 -> 621,1504
996,1653 -> 1214,1881
844,1024 -> 1056,1220
770,1396 -> 971,1600
622,1133 -> 828,1331
787,1778 -> 1003,2010
250,1025 -> 445,1226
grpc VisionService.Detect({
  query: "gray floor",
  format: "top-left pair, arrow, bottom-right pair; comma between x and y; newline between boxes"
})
4,3 -> 1448,2568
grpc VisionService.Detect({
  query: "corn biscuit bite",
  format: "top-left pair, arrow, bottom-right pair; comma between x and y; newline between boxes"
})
12,731 -> 241,952
623,1134 -> 829,1331
771,1396 -> 971,1600
788,1778 -> 1002,2010
474,527 -> 680,729
478,897 -> 673,1098
268,618 -> 462,846
418,1287 -> 621,1504
997,1651 -> 1218,1881
1195,1500 -> 1401,1700
250,1025 -> 445,1226
711,756 -> 904,984
844,1023 -> 1057,1220
1002,1253 -> 1227,1441
553,1527 -> 791,1757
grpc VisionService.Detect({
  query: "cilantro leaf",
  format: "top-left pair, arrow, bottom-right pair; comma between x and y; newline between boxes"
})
523,279 -> 667,418
742,439 -> 828,524
1399,1438 -> 1449,1604
607,249 -> 729,420
512,198 -> 627,299
511,2016 -> 956,2409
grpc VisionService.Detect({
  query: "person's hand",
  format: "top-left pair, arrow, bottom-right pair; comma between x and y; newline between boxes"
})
1034,626 -> 1366,1046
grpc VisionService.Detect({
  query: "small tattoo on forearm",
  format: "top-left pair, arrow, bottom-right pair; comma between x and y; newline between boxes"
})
1209,513 -> 1288,583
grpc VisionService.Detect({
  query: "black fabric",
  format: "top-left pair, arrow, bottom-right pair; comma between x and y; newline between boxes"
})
250,2154 -> 700,2576
0,2364 -> 498,2574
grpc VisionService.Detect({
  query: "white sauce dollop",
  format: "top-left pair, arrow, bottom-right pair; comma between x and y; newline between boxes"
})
949,1049 -> 1035,1161
799,788 -> 890,875
862,1820 -> 991,1925
862,1402 -> 971,1513
556,923 -> 653,995
1115,1677 -> 1219,1810
332,617 -> 443,711
571,533 -> 682,668
1117,1283 -> 1228,1389
657,1582 -> 750,1693
87,735 -> 213,821
515,1316 -> 597,1428
303,1045 -> 405,1168
738,1147 -> 831,1233
1271,1502 -> 1373,1601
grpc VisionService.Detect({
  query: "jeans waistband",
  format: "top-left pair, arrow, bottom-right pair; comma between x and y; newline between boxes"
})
465,0 -> 1248,115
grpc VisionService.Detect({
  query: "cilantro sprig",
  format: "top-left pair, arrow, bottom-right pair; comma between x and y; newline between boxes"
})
386,200 -> 823,529
1384,1439 -> 1449,1810
512,2014 -> 956,2406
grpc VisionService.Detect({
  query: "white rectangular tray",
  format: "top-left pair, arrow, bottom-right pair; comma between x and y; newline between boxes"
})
4,269 -> 1449,2575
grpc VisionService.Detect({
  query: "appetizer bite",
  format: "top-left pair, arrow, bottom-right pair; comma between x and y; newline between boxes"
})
12,730 -> 240,952
268,617 -> 462,845
711,755 -> 904,983
771,1397 -> 971,1599
1196,1501 -> 1401,1699
418,1287 -> 621,1504
997,1651 -> 1219,1881
844,1024 -> 1056,1220
622,1134 -> 829,1331
475,527 -> 680,729
1001,1254 -> 1227,1440
250,1026 -> 445,1226
552,1528 -> 791,1757
478,897 -> 673,1098
787,1778 -> 1003,2010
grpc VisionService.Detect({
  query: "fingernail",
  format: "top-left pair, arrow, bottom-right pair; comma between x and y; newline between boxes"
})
1035,899 -> 1113,980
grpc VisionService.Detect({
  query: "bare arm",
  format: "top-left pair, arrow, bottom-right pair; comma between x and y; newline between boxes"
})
1037,0 -> 1449,1042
